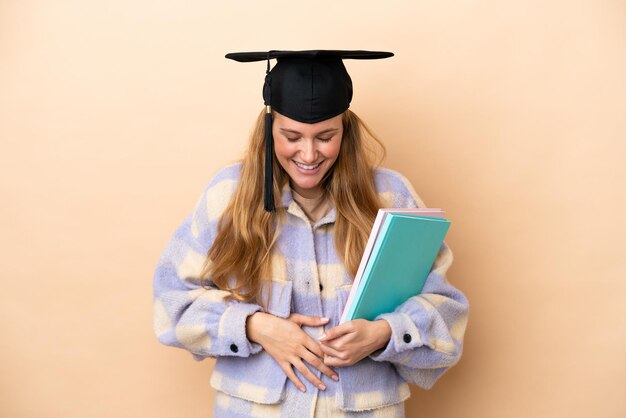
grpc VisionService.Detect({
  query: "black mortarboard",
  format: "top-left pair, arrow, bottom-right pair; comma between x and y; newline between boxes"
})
225,50 -> 394,212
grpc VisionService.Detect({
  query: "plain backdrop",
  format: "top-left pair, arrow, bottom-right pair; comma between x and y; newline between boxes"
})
1,1 -> 625,417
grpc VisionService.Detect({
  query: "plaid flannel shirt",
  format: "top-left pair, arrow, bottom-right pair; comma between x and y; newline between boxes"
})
153,163 -> 469,417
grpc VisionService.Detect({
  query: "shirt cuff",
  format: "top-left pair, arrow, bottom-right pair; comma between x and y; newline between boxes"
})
218,302 -> 264,357
369,312 -> 423,363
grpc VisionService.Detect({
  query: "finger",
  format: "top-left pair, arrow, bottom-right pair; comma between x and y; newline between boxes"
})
300,349 -> 339,382
280,362 -> 306,393
288,313 -> 330,327
318,342 -> 346,360
323,354 -> 350,368
302,336 -> 325,358
292,358 -> 327,391
319,333 -> 353,351
318,322 -> 353,342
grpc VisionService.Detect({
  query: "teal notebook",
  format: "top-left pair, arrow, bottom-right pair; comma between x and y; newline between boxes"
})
342,213 -> 451,322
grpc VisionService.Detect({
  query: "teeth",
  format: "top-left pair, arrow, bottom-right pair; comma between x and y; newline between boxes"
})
294,161 -> 322,170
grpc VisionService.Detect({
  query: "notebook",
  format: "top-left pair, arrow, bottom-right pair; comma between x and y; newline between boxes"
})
340,210 -> 451,323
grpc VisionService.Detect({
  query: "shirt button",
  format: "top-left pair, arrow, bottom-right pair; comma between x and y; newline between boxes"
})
403,333 -> 412,344
230,344 -> 239,353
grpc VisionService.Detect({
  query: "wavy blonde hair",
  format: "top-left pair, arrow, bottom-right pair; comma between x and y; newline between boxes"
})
201,108 -> 385,306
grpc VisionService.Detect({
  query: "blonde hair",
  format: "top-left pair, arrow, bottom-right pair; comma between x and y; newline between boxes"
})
201,108 -> 385,307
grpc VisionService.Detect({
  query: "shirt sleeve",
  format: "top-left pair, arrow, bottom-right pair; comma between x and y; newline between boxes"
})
368,169 -> 470,389
152,170 -> 264,360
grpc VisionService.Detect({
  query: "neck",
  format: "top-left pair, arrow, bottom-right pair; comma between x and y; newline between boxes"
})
291,184 -> 324,199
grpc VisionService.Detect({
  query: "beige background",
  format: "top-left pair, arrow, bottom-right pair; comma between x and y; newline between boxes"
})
1,1 -> 625,417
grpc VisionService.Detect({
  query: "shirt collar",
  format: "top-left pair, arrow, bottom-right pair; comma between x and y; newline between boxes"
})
278,181 -> 336,227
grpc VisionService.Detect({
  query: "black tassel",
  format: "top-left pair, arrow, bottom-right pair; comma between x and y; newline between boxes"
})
263,52 -> 274,212
263,109 -> 275,212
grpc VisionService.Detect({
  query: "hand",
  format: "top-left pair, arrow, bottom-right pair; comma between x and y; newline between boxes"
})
246,312 -> 339,392
318,319 -> 392,367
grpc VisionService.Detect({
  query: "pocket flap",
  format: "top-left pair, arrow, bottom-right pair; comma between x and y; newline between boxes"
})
210,351 -> 288,404
335,359 -> 411,411
261,279 -> 293,318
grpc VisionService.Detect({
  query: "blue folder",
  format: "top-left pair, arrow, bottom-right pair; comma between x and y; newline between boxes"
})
343,213 -> 451,322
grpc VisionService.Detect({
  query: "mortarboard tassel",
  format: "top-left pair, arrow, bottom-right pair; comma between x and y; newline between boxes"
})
263,108 -> 274,212
263,52 -> 275,212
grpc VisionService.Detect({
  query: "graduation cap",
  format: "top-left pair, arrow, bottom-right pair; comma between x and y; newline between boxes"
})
225,50 -> 394,212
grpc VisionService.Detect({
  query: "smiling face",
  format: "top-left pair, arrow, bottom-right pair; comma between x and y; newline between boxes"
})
272,111 -> 343,198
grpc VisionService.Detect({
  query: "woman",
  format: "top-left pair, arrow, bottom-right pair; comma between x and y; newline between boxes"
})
153,50 -> 469,417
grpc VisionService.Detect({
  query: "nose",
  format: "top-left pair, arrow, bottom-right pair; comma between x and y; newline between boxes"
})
299,139 -> 318,163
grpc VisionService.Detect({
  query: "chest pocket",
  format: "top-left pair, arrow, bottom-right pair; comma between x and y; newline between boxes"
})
333,285 -> 411,411
210,279 -> 293,404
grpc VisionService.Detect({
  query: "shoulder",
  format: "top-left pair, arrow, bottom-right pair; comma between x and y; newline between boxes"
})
204,162 -> 243,190
202,162 -> 242,196
373,167 -> 427,208
196,162 -> 242,221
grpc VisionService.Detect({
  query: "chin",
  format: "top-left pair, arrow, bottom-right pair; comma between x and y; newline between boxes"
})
292,177 -> 322,190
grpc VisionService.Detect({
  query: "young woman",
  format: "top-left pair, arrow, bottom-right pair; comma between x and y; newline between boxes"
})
153,50 -> 469,417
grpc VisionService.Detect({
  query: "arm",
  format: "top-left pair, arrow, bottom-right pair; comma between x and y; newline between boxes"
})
152,174 -> 264,360
153,171 -> 340,390
319,243 -> 468,389
373,170 -> 469,388
368,241 -> 469,389
321,169 -> 469,388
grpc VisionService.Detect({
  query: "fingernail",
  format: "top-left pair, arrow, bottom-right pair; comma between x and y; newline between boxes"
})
332,375 -> 339,381
318,383 -> 326,391
299,386 -> 306,393
320,317 -> 329,323
318,333 -> 327,341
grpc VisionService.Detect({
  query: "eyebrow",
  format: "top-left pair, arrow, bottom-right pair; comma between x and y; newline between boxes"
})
279,128 -> 339,135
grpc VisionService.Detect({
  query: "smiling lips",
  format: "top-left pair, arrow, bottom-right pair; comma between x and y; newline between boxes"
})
293,160 -> 324,171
